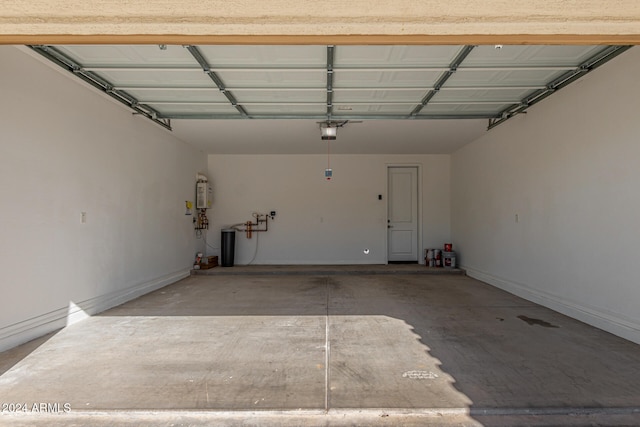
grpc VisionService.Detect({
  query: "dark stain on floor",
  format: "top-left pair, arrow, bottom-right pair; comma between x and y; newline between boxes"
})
518,315 -> 559,328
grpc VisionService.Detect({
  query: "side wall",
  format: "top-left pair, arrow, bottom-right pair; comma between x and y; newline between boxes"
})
451,47 -> 640,344
0,46 -> 206,351
206,154 -> 450,264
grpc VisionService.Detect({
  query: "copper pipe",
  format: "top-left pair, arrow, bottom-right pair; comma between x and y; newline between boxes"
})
234,214 -> 270,237
246,221 -> 252,239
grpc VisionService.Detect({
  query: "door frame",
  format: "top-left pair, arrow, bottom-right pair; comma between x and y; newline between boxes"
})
385,164 -> 423,264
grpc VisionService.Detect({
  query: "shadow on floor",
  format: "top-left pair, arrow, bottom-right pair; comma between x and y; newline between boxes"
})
0,330 -> 61,376
103,273 -> 640,421
2,273 -> 640,425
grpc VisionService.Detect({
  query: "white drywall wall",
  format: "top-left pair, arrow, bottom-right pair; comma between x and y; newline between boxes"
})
206,154 -> 450,264
0,46 -> 206,351
451,47 -> 640,344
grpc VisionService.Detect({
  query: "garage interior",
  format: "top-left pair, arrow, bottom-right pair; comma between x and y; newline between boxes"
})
2,2 -> 640,426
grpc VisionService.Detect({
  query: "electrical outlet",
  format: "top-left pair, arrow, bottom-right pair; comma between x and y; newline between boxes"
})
81,212 -> 87,224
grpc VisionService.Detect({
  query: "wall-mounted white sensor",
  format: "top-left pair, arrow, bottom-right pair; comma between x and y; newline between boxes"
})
364,249 -> 370,255
494,45 -> 503,50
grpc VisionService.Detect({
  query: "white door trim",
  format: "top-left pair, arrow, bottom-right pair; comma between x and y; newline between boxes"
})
385,163 -> 422,264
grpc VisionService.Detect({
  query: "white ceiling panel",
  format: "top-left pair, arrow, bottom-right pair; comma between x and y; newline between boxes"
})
332,104 -> 415,115
334,89 -> 427,103
55,45 -> 196,66
432,87 -> 537,103
335,45 -> 461,67
198,45 -> 327,67
124,88 -> 229,103
216,70 -> 326,88
30,43 -> 629,133
149,103 -> 240,116
446,69 -> 569,87
419,103 -> 514,115
463,45 -> 605,67
234,89 -> 326,103
90,69 -> 212,87
334,70 -> 443,88
243,104 -> 326,116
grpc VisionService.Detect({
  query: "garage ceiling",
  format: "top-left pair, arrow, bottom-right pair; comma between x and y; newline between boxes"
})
29,44 -> 630,154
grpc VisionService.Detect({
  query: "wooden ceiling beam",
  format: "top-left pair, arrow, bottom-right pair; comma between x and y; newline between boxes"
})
1,1 -> 639,45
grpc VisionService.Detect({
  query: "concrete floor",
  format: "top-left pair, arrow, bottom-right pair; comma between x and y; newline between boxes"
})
1,268 -> 640,426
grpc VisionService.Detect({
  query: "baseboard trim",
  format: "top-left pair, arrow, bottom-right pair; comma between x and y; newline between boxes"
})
0,269 -> 190,352
463,265 -> 640,345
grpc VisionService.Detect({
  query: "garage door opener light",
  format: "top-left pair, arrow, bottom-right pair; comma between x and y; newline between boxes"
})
320,124 -> 337,140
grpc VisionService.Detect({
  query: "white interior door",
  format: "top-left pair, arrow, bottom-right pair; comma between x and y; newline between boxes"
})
387,166 -> 418,262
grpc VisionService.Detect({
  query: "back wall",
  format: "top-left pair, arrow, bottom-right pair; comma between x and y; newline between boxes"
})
206,154 -> 450,264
